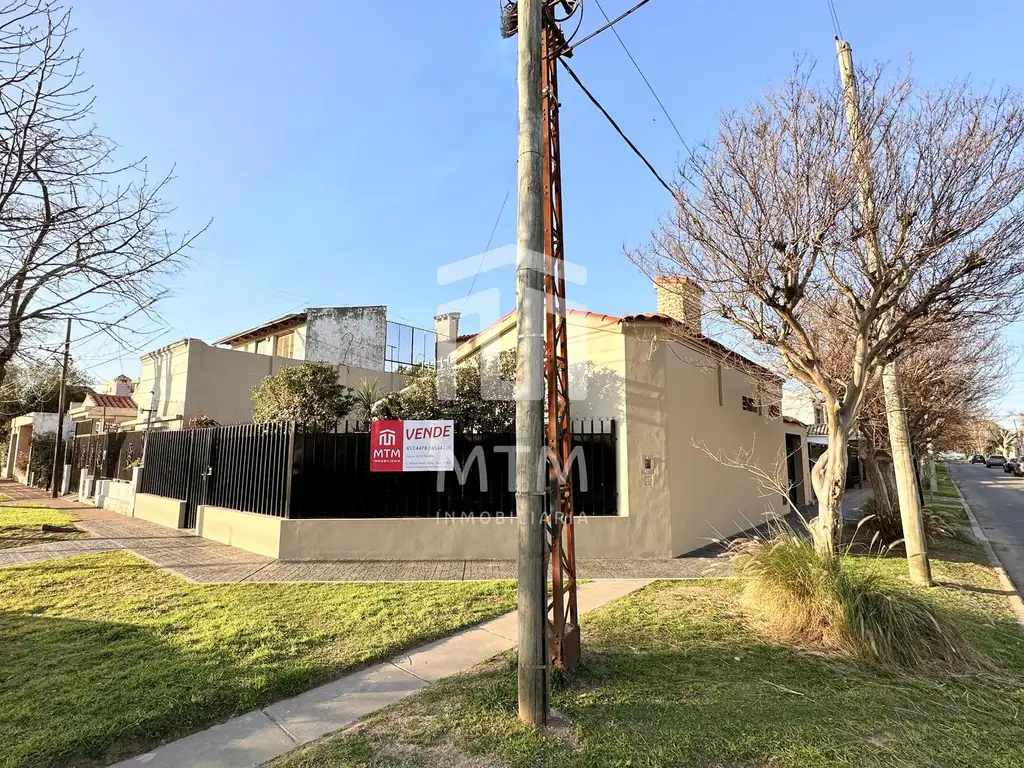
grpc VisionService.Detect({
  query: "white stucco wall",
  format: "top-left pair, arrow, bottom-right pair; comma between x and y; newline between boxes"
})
135,341 -> 191,425
782,386 -> 820,426
305,306 -> 387,370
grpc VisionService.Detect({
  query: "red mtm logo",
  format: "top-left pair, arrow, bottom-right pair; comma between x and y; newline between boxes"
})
370,421 -> 404,472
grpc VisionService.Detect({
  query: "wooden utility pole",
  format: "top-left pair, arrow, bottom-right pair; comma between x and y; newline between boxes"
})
51,319 -> 72,498
836,38 -> 931,585
514,0 -> 549,727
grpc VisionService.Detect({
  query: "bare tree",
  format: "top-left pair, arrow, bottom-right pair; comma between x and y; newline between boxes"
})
633,62 -> 1024,555
0,2 -> 202,389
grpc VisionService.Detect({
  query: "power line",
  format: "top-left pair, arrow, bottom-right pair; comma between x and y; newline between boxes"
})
559,58 -> 675,196
461,186 -> 511,313
825,0 -> 844,38
567,0 -> 652,52
590,0 -> 689,152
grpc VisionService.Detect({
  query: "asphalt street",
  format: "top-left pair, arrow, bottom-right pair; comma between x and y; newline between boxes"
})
950,462 -> 1024,596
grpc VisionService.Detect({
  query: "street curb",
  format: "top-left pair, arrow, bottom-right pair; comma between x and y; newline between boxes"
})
945,465 -> 1024,630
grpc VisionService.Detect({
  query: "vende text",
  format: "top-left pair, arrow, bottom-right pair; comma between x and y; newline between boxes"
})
406,425 -> 452,440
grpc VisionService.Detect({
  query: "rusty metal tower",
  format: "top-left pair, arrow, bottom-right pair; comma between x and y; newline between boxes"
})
503,0 -> 581,671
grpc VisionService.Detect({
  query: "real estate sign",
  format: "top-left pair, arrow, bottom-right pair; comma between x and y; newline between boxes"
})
370,419 -> 455,472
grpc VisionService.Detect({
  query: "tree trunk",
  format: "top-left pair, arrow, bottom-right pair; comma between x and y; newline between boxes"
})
810,426 -> 848,555
882,360 -> 932,586
860,434 -> 894,520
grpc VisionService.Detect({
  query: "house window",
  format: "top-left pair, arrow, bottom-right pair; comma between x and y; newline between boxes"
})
767,404 -> 781,419
276,331 -> 295,358
813,404 -> 825,424
742,396 -> 760,413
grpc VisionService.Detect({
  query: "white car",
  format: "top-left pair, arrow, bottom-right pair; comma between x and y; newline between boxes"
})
986,454 -> 1006,468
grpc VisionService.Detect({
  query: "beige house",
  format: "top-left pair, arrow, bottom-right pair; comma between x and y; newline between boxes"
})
434,277 -> 812,556
182,279 -> 812,561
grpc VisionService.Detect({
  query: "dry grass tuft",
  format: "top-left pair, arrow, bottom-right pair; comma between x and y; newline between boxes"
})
731,528 -> 979,668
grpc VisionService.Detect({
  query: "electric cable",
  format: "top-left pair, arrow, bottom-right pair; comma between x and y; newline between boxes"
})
559,58 -> 675,196
591,0 -> 689,152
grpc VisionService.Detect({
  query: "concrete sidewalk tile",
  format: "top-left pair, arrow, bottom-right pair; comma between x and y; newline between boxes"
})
263,663 -> 427,745
476,611 -> 519,642
110,710 -> 295,768
576,579 -> 654,612
388,626 -> 515,683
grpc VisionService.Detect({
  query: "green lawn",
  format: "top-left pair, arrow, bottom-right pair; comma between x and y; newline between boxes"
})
272,540 -> 1024,768
0,505 -> 86,549
0,551 -> 517,767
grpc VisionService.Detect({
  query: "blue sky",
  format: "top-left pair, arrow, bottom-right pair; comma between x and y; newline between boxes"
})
69,0 -> 1023,423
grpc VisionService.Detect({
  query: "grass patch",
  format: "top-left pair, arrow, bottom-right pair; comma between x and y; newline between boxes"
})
0,505 -> 86,549
0,551 -> 516,767
270,551 -> 1024,768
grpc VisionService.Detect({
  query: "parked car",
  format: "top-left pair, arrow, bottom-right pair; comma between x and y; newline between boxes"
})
1015,461 -> 1024,478
986,454 -> 1006,468
971,454 -> 986,464
1005,458 -> 1019,474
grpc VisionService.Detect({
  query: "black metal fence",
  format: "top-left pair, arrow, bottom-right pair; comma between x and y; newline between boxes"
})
70,431 -> 146,490
134,419 -> 618,526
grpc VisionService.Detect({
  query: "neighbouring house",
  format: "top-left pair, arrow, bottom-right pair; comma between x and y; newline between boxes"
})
781,382 -> 863,489
121,309 -> 420,432
213,305 -> 438,372
69,376 -> 138,436
781,386 -> 824,428
4,412 -> 61,483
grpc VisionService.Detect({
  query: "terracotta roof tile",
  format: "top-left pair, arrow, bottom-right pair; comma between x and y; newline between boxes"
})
88,393 -> 137,409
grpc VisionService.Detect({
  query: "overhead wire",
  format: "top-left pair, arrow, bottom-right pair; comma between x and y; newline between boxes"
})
825,0 -> 844,39
567,0 -> 652,51
460,186 -> 512,314
590,0 -> 690,153
559,58 -> 675,195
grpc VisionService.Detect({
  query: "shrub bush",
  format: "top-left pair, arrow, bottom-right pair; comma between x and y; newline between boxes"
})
731,529 -> 976,668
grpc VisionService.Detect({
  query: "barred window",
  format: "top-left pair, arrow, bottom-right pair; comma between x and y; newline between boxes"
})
742,396 -> 760,413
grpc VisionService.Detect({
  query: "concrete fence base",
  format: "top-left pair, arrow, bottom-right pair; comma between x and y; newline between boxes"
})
101,479 -> 135,516
133,493 -> 186,529
194,505 -> 661,561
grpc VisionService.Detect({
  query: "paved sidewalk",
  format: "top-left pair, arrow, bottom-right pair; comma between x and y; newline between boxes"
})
0,481 -> 730,582
842,484 -> 872,520
111,578 -> 653,768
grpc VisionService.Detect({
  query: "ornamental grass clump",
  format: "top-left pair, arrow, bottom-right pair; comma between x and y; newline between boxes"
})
731,528 -> 977,668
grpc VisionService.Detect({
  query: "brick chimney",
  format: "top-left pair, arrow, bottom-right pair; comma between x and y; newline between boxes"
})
433,312 -> 461,364
655,277 -> 704,335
